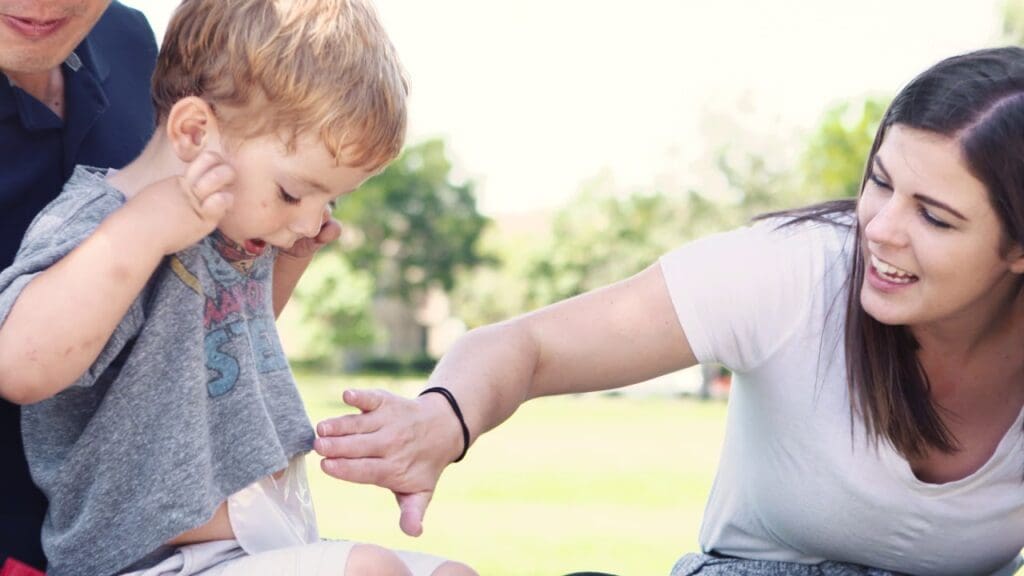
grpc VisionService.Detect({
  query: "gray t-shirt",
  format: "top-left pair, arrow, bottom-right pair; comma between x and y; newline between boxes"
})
0,167 -> 315,576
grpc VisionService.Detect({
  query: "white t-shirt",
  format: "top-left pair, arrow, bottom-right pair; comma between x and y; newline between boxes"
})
659,218 -> 1024,576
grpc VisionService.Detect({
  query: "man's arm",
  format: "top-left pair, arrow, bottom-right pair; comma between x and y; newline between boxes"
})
0,155 -> 234,404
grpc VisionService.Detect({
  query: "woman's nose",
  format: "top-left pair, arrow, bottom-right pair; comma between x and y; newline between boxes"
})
863,196 -> 910,248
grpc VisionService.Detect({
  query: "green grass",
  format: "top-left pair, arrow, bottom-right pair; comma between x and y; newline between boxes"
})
297,372 -> 726,576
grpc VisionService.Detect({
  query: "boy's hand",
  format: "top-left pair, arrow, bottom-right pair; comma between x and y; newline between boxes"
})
128,151 -> 236,255
279,207 -> 341,260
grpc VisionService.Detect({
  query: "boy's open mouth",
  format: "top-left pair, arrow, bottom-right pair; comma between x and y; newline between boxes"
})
244,239 -> 267,255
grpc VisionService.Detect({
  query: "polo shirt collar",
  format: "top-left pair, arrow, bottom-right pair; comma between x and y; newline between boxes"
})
0,74 -> 16,121
73,31 -> 110,84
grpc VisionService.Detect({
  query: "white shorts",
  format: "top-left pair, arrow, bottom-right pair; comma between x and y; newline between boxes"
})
121,458 -> 447,576
123,539 -> 448,576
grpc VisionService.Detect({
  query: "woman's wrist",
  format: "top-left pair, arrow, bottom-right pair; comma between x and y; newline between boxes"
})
417,390 -> 468,463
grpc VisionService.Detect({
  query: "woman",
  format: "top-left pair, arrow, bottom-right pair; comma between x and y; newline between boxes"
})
314,47 -> 1024,575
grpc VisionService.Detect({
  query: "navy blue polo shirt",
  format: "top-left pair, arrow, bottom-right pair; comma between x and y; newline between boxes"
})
0,2 -> 157,569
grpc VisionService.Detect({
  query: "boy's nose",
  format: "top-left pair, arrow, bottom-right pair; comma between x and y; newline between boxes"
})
291,211 -> 324,238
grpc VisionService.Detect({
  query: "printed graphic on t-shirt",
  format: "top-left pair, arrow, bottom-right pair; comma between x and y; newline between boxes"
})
169,236 -> 288,397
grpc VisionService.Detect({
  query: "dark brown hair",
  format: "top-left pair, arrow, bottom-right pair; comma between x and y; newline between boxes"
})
766,47 -> 1024,458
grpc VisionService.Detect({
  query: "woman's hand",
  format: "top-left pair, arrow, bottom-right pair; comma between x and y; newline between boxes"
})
313,389 -> 464,536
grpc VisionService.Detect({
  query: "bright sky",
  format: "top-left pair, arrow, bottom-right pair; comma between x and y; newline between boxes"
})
123,0 -> 1003,215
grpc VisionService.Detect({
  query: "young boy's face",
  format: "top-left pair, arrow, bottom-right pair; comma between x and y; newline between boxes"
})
214,131 -> 372,255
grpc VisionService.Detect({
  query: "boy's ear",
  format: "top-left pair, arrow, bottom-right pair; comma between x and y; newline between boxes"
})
165,97 -> 222,162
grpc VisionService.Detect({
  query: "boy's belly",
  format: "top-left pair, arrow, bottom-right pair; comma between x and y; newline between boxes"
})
166,468 -> 285,545
168,459 -> 317,551
167,500 -> 235,545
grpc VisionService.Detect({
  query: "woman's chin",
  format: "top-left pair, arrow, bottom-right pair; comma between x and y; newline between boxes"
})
860,293 -> 911,327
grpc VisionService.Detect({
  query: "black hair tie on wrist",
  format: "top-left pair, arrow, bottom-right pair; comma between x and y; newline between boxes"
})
419,386 -> 470,463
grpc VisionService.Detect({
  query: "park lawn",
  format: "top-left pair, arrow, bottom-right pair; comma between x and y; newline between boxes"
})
297,372 -> 726,576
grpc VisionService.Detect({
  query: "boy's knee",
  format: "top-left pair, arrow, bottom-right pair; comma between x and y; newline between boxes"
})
430,561 -> 479,576
345,543 -> 413,576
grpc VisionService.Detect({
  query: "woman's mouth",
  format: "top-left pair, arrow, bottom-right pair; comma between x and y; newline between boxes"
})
867,254 -> 918,291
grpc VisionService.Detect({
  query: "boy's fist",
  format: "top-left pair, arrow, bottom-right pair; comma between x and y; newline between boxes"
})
129,151 -> 236,255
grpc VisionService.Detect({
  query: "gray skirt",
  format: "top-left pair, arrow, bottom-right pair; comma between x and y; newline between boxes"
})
671,553 -> 901,576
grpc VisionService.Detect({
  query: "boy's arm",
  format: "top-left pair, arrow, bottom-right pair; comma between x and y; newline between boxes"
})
0,214 -> 164,405
272,253 -> 314,318
272,212 -> 340,318
0,155 -> 235,405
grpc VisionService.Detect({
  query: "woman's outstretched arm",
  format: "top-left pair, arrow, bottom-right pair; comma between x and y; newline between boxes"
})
313,260 -> 697,535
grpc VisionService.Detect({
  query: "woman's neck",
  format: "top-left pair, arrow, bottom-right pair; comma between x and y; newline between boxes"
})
912,280 -> 1024,404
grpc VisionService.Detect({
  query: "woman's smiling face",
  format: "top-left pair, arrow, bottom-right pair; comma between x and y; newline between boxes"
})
858,124 -> 1024,329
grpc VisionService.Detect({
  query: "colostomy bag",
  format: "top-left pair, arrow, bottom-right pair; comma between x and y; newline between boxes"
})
227,455 -> 320,554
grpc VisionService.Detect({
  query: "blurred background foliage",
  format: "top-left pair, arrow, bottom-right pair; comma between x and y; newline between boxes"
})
286,93 -> 888,369
1003,0 -> 1024,43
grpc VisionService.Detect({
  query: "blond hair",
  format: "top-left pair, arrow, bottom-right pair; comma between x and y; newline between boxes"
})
153,0 -> 408,171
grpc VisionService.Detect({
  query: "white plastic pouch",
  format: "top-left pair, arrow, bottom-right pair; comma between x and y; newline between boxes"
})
227,455 -> 319,554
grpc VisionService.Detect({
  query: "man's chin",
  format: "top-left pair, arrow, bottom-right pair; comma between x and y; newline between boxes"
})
0,48 -> 71,76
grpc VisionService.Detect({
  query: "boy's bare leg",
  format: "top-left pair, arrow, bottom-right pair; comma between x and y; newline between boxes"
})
428,561 -> 478,576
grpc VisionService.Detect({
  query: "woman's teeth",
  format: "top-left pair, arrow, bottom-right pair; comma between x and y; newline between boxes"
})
870,254 -> 917,283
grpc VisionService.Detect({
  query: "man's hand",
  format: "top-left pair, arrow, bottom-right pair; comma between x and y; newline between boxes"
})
313,389 -> 464,536
127,151 -> 236,255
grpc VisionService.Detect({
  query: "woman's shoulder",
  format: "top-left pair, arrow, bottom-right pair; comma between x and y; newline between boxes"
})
709,211 -> 855,269
752,209 -> 855,242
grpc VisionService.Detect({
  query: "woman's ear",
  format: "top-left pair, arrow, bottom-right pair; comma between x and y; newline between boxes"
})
165,97 -> 222,162
1008,245 -> 1024,274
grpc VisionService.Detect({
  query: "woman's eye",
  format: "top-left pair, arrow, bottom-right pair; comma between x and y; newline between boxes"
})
278,187 -> 300,205
868,172 -> 891,190
919,207 -> 952,229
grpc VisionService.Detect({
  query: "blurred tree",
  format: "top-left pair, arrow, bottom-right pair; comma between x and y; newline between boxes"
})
798,97 -> 888,201
523,95 -> 887,306
291,139 -> 488,362
715,95 -> 886,222
714,145 -> 797,225
291,250 -> 376,362
450,222 -> 538,328
525,176 -> 723,303
1002,0 -> 1024,44
334,139 -> 490,303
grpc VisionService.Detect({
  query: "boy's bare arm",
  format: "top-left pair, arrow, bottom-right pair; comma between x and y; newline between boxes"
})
271,211 -> 341,318
0,154 -> 235,404
272,254 -> 314,318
